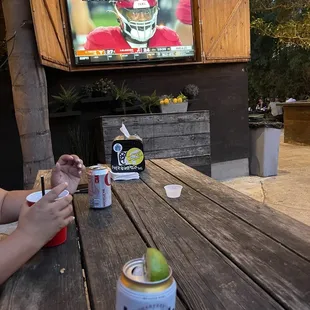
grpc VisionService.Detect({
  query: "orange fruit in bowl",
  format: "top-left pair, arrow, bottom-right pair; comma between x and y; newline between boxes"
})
177,98 -> 183,103
173,98 -> 178,103
164,98 -> 170,104
160,100 -> 164,105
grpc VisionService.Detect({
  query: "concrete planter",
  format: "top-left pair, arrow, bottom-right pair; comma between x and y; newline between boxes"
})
249,122 -> 283,177
160,101 -> 188,113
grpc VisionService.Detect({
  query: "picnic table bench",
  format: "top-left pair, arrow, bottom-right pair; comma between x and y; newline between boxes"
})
1,159 -> 310,309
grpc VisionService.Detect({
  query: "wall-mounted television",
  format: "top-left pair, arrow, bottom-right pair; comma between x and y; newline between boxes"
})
66,0 -> 195,66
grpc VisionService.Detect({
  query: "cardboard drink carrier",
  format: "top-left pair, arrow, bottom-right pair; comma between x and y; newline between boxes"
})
111,124 -> 145,173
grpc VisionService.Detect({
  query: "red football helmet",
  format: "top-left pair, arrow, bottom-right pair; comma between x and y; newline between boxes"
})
115,0 -> 159,42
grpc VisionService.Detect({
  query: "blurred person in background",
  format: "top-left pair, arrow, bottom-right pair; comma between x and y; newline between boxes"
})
175,0 -> 193,45
69,0 -> 95,50
255,98 -> 266,112
268,97 -> 283,122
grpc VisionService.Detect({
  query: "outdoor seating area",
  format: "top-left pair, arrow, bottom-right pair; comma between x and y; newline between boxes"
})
1,0 -> 310,309
1,159 -> 310,309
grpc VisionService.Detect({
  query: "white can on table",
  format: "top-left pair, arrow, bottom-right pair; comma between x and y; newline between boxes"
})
87,165 -> 112,208
116,258 -> 177,310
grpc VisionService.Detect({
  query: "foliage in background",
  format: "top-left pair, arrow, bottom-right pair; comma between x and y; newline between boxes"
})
92,78 -> 115,97
68,124 -> 96,167
111,81 -> 138,114
79,78 -> 115,98
251,0 -> 310,49
138,90 -> 159,113
249,0 -> 310,104
182,84 -> 199,99
51,85 -> 82,112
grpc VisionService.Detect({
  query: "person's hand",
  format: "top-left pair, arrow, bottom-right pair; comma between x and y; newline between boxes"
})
51,154 -> 85,194
16,183 -> 74,248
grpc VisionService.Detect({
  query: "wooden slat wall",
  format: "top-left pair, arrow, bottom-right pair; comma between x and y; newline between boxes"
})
97,111 -> 211,175
200,0 -> 250,63
30,0 -> 70,70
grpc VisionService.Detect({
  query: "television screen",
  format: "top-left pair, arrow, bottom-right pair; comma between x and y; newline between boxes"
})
66,0 -> 195,65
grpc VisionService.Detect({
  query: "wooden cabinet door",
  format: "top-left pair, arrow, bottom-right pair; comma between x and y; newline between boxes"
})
199,0 -> 250,63
30,0 -> 70,71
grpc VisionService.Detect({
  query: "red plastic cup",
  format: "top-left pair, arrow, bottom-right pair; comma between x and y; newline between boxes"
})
26,189 -> 70,247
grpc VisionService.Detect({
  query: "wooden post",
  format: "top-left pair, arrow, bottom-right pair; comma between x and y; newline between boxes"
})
2,0 -> 55,188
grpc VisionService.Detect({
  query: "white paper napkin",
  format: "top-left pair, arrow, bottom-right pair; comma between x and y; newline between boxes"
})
111,172 -> 140,181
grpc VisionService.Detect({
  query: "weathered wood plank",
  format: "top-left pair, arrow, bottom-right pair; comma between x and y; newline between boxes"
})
104,133 -> 211,155
74,193 -> 186,310
104,146 -> 211,164
142,161 -> 310,310
151,159 -> 310,262
0,170 -> 88,310
0,223 -> 88,310
112,180 -> 283,310
102,121 -> 210,141
101,111 -> 210,128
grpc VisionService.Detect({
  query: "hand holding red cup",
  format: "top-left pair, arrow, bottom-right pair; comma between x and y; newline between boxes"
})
17,183 -> 74,248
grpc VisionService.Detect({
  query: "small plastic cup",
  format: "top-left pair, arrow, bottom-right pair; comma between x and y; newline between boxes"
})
26,189 -> 69,247
164,184 -> 183,198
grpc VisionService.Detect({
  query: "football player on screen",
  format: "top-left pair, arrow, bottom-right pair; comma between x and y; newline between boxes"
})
84,0 -> 182,50
175,0 -> 193,46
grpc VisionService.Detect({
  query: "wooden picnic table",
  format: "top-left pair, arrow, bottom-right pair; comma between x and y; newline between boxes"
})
1,159 -> 310,310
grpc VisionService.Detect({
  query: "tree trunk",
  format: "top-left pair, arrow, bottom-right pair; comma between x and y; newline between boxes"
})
2,0 -> 54,189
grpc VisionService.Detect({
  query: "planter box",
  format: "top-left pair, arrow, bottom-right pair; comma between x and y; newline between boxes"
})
249,122 -> 283,177
160,101 -> 188,113
96,110 -> 211,175
49,111 -> 81,119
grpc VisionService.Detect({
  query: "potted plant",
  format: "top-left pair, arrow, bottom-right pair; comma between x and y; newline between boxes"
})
182,84 -> 199,100
91,78 -> 115,98
79,84 -> 93,99
112,81 -> 139,114
78,79 -> 115,113
50,85 -> 82,114
159,93 -> 188,113
138,90 -> 160,113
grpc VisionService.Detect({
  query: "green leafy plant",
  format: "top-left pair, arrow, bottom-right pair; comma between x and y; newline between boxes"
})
52,85 -> 82,112
182,84 -> 199,99
92,78 -> 115,97
79,84 -> 93,98
138,90 -> 159,113
112,81 -> 138,114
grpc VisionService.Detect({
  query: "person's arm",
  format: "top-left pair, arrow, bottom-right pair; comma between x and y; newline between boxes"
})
0,183 -> 74,284
0,229 -> 41,284
0,188 -> 34,224
0,154 -> 84,225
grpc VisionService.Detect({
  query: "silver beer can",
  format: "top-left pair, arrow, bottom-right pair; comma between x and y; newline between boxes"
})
116,258 -> 176,310
87,165 -> 112,208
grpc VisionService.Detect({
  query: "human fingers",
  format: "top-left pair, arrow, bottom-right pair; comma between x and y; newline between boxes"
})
71,155 -> 84,169
43,183 -> 68,202
63,215 -> 76,227
53,194 -> 73,212
58,204 -> 74,219
57,154 -> 74,166
52,162 -> 61,175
